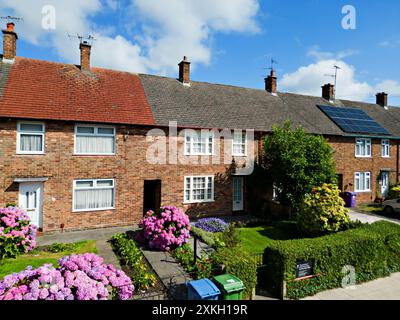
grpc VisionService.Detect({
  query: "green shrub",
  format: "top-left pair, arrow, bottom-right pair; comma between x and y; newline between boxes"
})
388,185 -> 400,199
191,226 -> 217,247
111,233 -> 157,291
172,243 -> 214,280
297,184 -> 350,237
211,247 -> 258,299
263,221 -> 400,299
220,224 -> 241,248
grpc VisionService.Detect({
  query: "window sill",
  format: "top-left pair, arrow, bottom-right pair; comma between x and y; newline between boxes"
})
73,153 -> 116,156
72,207 -> 115,213
354,191 -> 371,193
16,152 -> 45,155
355,156 -> 372,159
232,154 -> 247,157
183,200 -> 215,205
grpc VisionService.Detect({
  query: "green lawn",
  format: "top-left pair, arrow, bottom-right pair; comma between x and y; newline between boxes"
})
0,241 -> 97,279
238,222 -> 299,254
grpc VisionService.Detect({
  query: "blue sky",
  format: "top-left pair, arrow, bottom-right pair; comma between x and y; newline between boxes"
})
1,0 -> 400,105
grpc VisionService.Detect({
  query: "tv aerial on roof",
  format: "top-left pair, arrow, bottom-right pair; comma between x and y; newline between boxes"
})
261,57 -> 278,78
67,33 -> 96,46
324,65 -> 341,99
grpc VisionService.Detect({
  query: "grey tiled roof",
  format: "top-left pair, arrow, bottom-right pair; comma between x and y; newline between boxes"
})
140,74 -> 400,137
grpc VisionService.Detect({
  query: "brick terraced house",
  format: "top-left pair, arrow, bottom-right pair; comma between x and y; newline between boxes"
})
1,23 -> 400,233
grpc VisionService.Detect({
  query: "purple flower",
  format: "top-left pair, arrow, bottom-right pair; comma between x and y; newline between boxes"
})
195,217 -> 229,233
0,254 -> 134,300
139,206 -> 191,251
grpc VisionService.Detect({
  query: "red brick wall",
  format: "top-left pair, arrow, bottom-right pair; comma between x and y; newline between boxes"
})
0,119 -> 258,232
327,135 -> 398,202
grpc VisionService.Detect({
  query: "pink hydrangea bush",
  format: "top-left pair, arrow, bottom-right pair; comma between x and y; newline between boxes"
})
139,206 -> 191,251
0,253 -> 134,300
0,206 -> 36,259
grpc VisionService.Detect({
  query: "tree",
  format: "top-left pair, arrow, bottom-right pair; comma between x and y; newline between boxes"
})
263,122 -> 337,212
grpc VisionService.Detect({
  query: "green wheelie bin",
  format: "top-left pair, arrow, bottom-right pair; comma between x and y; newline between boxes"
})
212,274 -> 245,300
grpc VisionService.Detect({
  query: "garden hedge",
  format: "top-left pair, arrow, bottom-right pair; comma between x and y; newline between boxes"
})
211,247 -> 258,299
263,221 -> 400,299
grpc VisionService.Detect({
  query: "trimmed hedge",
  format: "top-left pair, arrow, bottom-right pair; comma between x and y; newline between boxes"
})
211,247 -> 258,299
263,221 -> 400,299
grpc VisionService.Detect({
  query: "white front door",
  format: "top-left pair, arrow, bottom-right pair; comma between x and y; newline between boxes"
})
233,177 -> 244,211
381,171 -> 390,198
19,183 -> 43,228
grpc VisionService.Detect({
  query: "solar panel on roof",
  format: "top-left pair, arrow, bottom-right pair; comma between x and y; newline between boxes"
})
318,105 -> 390,135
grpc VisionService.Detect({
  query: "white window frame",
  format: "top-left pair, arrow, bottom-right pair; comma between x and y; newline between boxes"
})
381,139 -> 390,158
355,138 -> 372,158
184,176 -> 214,204
16,122 -> 46,155
72,179 -> 115,212
184,130 -> 214,156
354,172 -> 371,192
232,131 -> 247,157
74,124 -> 116,155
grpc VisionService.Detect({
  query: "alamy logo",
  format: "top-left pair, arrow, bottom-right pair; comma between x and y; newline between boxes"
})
41,5 -> 56,30
145,122 -> 255,175
342,5 -> 356,30
341,265 -> 356,289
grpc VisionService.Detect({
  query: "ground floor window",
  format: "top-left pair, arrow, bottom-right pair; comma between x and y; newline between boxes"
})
73,179 -> 115,212
354,172 -> 371,192
184,176 -> 214,203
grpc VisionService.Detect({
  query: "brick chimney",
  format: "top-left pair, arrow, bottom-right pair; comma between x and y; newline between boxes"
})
79,41 -> 91,70
265,69 -> 277,95
178,56 -> 191,85
322,83 -> 335,101
376,92 -> 388,109
2,22 -> 18,62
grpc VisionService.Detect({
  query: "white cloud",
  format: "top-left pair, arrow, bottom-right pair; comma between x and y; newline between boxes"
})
281,47 -> 400,104
280,59 -> 372,100
306,46 -> 359,61
0,0 -> 260,74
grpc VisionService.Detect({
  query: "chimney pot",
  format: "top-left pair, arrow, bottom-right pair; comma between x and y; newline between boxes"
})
265,69 -> 277,94
322,83 -> 335,101
79,42 -> 92,70
376,92 -> 388,108
179,56 -> 191,85
2,22 -> 18,61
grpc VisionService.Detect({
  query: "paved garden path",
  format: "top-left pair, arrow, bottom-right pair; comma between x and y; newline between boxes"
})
140,247 -> 192,300
36,226 -> 134,269
302,272 -> 400,300
36,226 -> 134,246
349,209 -> 400,225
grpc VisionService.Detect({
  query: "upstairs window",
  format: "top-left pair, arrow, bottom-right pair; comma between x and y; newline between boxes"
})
381,139 -> 390,158
355,138 -> 371,157
355,172 -> 371,192
17,122 -> 45,154
75,125 -> 116,155
232,131 -> 247,156
184,130 -> 214,155
184,176 -> 214,203
73,179 -> 115,212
